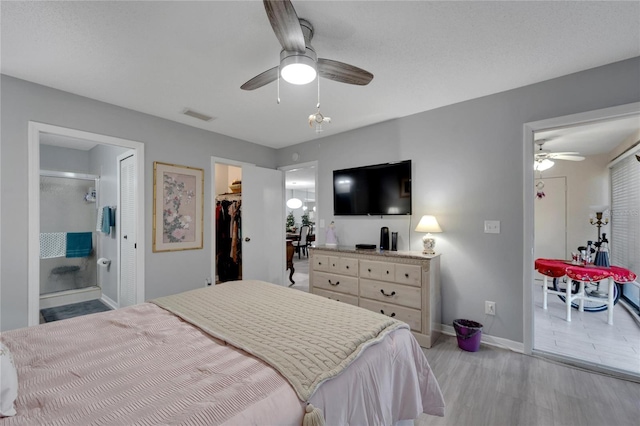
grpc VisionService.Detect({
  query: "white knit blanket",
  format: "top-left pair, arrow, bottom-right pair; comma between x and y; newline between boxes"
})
151,280 -> 407,401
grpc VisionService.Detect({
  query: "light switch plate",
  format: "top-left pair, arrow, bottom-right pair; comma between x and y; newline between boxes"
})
484,220 -> 500,234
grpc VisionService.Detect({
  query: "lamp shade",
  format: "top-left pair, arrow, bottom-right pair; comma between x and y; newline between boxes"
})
415,215 -> 442,233
286,198 -> 303,209
280,49 -> 317,85
534,159 -> 554,171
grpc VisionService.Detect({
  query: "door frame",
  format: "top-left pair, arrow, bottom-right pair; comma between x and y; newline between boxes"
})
210,157 -> 286,285
27,122 -> 146,326
278,160 -> 319,240
522,102 -> 640,355
210,157 -> 251,284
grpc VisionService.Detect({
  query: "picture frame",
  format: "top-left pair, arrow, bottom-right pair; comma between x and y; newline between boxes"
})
153,161 -> 204,252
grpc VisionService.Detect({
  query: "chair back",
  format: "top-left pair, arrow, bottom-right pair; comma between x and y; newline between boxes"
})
299,225 -> 310,242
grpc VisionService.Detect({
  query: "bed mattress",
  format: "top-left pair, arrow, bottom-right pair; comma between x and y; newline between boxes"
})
1,295 -> 444,424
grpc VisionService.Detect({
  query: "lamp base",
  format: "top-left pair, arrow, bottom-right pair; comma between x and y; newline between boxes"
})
422,234 -> 436,255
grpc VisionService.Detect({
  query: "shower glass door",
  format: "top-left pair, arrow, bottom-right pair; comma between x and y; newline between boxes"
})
40,173 -> 98,295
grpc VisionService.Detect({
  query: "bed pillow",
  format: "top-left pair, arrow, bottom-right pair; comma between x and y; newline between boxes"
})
0,342 -> 18,417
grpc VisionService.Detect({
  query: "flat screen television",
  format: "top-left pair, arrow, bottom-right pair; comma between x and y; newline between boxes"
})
333,160 -> 411,216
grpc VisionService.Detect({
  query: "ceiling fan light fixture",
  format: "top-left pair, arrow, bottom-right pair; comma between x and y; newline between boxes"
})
280,49 -> 317,85
534,159 -> 555,171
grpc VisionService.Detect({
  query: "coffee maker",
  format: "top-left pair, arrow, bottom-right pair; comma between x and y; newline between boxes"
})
380,227 -> 390,251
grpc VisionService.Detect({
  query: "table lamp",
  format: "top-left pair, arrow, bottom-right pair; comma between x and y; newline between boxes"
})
415,215 -> 442,255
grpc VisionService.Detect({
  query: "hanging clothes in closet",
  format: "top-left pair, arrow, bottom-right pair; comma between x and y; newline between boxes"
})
215,193 -> 242,283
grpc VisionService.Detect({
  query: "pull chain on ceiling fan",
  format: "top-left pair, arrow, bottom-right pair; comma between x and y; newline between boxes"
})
241,0 -> 374,91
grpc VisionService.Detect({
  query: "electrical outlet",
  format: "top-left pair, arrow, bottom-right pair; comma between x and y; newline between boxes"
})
485,301 -> 496,315
484,220 -> 500,234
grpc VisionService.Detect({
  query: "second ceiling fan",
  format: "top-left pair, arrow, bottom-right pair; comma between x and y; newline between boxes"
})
240,0 -> 374,90
535,139 -> 585,171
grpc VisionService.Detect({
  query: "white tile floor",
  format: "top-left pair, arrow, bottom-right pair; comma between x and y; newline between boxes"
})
289,255 -> 309,292
533,280 -> 640,376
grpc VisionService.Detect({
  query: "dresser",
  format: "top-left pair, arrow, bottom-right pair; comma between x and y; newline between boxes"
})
309,246 -> 441,348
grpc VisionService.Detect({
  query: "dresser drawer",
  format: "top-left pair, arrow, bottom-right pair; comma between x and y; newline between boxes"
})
359,278 -> 421,310
328,256 -> 358,277
359,299 -> 422,333
313,271 -> 359,296
394,264 -> 422,287
312,254 -> 330,272
360,260 -> 395,280
313,288 -> 359,306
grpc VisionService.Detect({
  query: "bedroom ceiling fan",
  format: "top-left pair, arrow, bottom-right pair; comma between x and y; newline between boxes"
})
240,0 -> 374,90
534,139 -> 585,171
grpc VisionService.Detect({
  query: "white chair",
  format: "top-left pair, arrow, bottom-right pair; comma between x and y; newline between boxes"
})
292,225 -> 310,259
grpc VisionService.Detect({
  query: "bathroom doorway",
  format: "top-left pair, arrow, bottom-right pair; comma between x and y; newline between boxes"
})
28,122 -> 145,326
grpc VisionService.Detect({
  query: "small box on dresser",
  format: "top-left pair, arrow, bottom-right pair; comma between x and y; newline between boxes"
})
309,246 -> 441,348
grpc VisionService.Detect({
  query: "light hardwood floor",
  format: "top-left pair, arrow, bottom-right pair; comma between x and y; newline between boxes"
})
417,335 -> 640,426
533,280 -> 640,376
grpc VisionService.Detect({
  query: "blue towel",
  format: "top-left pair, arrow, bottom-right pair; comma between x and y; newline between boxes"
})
101,206 -> 116,234
66,232 -> 92,258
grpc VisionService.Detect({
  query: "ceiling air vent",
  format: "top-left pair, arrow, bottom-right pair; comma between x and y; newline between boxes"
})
182,108 -> 215,122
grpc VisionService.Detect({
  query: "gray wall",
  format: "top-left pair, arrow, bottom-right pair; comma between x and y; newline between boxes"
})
41,145 -> 91,173
0,74 -> 277,331
275,57 -> 640,343
89,144 -> 129,302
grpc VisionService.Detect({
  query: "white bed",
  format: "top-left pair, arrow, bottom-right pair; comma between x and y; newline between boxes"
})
0,280 -> 444,425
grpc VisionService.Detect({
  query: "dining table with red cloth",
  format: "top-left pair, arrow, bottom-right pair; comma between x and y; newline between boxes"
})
535,258 -> 637,282
534,258 -> 637,324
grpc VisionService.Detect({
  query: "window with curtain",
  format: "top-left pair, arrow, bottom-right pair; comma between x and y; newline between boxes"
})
610,147 -> 640,312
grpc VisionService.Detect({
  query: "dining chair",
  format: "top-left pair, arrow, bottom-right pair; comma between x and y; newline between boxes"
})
292,225 -> 310,259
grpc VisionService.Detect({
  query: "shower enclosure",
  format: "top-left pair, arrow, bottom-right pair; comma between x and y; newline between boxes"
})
40,171 -> 100,302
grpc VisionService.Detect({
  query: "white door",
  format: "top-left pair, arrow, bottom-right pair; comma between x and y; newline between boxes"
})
534,176 -> 566,279
242,165 -> 285,284
119,152 -> 137,307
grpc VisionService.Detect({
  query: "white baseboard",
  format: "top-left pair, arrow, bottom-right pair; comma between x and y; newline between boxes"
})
440,323 -> 524,353
40,286 -> 102,309
100,294 -> 119,310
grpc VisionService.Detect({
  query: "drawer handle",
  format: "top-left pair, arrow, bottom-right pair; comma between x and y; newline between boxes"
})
332,263 -> 336,267
380,310 -> 396,318
380,289 -> 396,297
368,268 -> 372,272
328,280 -> 340,286
404,273 -> 409,278
346,265 -> 350,269
318,262 -> 322,265
386,270 -> 390,274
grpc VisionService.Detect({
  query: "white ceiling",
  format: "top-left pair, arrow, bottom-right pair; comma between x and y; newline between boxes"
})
536,115 -> 640,157
2,1 -> 639,150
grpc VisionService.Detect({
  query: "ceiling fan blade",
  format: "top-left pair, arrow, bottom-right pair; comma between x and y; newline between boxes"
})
552,155 -> 585,161
317,58 -> 374,86
241,66 -> 279,90
263,0 -> 305,53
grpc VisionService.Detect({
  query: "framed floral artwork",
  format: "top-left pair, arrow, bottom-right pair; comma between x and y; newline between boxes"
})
153,162 -> 204,252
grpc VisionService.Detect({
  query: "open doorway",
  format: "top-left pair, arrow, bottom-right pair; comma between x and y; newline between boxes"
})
524,104 -> 640,379
213,162 -> 243,283
281,161 -> 318,292
27,122 -> 145,326
211,157 -> 285,286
